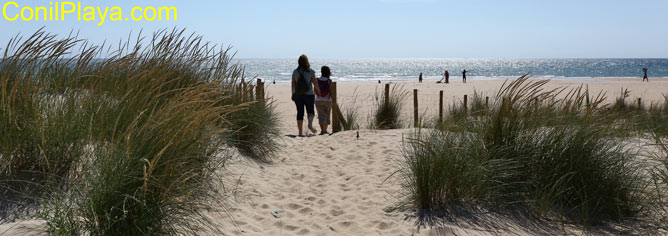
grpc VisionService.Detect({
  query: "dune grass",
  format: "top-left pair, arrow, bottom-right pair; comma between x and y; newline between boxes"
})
436,91 -> 489,132
1,29 -> 279,235
225,89 -> 280,162
0,32 -> 89,198
644,95 -> 668,138
371,84 -> 408,129
401,75 -> 647,226
341,88 -> 362,131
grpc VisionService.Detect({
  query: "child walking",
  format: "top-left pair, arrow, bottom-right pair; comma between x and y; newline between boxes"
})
315,66 -> 333,135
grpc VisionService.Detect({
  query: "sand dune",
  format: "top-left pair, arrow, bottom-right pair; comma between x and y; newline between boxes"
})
3,78 -> 668,235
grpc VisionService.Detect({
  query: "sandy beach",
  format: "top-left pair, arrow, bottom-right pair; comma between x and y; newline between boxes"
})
3,78 -> 668,236
219,77 -> 668,235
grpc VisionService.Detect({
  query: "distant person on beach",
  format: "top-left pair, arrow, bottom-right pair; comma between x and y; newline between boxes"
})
437,70 -> 450,84
292,54 -> 321,136
643,68 -> 649,82
315,66 -> 333,135
462,69 -> 468,83
419,73 -> 423,83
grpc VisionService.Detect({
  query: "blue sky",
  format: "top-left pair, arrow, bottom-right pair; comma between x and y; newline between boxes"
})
1,0 -> 667,58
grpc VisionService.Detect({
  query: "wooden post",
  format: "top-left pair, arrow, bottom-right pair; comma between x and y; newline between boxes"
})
384,83 -> 390,105
638,98 -> 642,108
236,85 -> 242,99
439,90 -> 444,123
414,89 -> 418,128
464,95 -> 468,110
241,78 -> 246,100
248,85 -> 255,101
485,96 -> 489,108
332,82 -> 340,132
256,79 -> 264,101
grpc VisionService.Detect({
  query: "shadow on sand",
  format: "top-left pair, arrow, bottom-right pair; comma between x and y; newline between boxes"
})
404,205 -> 634,235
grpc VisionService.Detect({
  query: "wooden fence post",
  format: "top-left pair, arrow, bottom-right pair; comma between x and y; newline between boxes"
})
414,89 -> 419,128
638,98 -> 642,108
464,94 -> 468,110
439,90 -> 444,123
332,82 -> 340,132
256,79 -> 264,101
384,83 -> 390,105
241,78 -> 246,100
248,85 -> 255,101
485,96 -> 489,108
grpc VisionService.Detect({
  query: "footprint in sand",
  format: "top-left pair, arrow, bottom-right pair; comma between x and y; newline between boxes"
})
329,208 -> 344,217
298,207 -> 313,214
317,199 -> 326,205
286,203 -> 302,210
284,225 -> 299,231
337,221 -> 357,229
305,196 -> 317,201
377,222 -> 392,230
296,228 -> 310,235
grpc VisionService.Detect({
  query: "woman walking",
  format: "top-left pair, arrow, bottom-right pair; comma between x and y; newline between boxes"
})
292,54 -> 321,136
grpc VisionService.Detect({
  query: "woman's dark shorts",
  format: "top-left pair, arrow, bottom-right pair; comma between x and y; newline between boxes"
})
294,94 -> 315,120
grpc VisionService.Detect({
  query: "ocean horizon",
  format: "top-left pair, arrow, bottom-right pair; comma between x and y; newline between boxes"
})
238,58 -> 668,83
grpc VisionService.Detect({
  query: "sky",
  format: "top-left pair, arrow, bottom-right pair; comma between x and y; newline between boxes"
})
1,0 -> 667,58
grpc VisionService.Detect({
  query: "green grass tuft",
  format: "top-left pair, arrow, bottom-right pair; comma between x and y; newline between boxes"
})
372,84 -> 407,129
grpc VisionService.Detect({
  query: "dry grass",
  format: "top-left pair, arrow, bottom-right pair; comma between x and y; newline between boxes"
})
1,29 -> 280,235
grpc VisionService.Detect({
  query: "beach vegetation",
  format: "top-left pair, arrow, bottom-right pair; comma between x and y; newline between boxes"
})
1,29 -> 279,235
401,75 -> 647,226
371,84 -> 407,129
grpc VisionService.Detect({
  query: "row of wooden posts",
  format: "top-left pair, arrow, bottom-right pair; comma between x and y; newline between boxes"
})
403,84 -> 481,128
247,80 -> 647,131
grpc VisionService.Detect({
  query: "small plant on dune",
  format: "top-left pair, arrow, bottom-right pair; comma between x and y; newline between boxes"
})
401,75 -> 647,226
372,84 -> 408,129
341,88 -> 361,131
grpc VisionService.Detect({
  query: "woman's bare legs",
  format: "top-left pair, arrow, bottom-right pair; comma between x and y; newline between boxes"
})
297,120 -> 304,136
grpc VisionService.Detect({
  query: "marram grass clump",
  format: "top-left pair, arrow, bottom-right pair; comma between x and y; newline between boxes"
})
372,84 -> 408,129
1,29 -> 280,235
401,75 -> 647,226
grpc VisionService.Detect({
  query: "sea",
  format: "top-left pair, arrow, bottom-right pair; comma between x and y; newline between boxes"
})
237,58 -> 668,83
